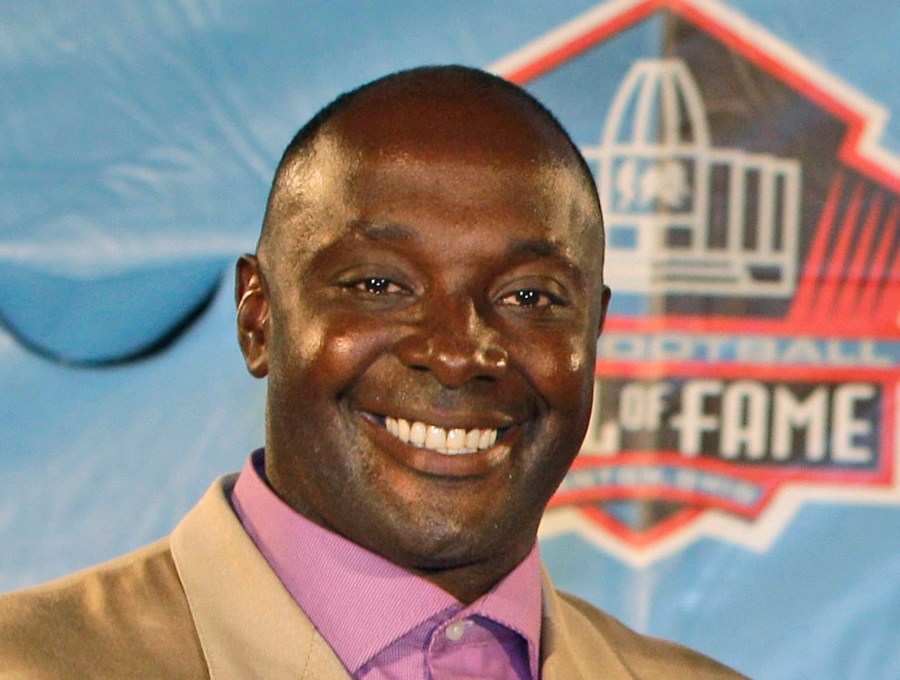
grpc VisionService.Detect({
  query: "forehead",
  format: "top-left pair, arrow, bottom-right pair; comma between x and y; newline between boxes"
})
331,74 -> 573,164
264,77 -> 601,271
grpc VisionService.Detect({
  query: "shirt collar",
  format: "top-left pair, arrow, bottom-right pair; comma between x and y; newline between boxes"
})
231,450 -> 542,676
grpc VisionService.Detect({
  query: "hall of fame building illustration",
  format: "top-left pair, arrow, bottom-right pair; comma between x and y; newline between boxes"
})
581,58 -> 802,298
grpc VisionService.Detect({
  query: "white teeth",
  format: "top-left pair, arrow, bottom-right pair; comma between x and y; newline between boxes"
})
446,428 -> 466,451
464,429 -> 480,450
425,425 -> 446,449
384,417 -> 500,455
478,429 -> 496,449
410,421 -> 427,447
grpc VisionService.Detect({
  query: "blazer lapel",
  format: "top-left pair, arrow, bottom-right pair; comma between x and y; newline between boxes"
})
170,475 -> 351,680
540,571 -> 637,680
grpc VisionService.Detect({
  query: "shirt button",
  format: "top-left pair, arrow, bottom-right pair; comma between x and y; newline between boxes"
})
445,620 -> 466,642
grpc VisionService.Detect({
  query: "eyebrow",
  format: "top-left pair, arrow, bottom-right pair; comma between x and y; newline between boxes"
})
347,220 -> 580,275
352,221 -> 563,255
349,220 -> 416,242
511,237 -> 586,284
509,237 -> 563,259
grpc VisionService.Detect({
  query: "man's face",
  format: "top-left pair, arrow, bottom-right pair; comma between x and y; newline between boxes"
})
239,86 -> 609,585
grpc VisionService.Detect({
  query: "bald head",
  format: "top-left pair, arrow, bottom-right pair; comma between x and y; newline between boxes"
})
257,65 -> 602,262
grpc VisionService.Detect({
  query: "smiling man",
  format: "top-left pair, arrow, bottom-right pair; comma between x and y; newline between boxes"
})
0,66 -> 745,679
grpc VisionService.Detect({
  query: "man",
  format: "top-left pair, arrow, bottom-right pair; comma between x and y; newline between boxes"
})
0,66 -> 746,678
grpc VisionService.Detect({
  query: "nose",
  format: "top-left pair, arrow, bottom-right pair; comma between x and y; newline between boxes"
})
395,297 -> 508,387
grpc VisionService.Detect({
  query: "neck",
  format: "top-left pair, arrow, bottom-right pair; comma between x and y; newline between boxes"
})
409,543 -> 534,605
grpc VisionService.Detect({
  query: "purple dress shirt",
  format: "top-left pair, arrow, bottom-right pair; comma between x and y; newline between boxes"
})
231,451 -> 542,680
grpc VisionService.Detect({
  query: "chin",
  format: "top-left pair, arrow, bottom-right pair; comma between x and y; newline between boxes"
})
369,507 -> 536,572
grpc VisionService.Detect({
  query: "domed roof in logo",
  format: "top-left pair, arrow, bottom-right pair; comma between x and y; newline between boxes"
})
602,59 -> 710,149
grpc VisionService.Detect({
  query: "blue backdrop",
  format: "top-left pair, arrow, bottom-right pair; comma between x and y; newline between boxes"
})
2,2 -> 898,678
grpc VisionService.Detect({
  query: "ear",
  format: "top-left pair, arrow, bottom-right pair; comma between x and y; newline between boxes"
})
596,285 -> 612,338
235,254 -> 270,378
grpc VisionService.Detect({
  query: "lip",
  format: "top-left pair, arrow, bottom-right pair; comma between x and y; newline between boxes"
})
359,410 -> 521,478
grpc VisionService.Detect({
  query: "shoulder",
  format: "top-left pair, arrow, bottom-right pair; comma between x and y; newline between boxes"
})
0,538 -> 206,679
553,589 -> 748,679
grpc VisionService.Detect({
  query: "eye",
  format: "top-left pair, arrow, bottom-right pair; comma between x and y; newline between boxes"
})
348,277 -> 407,295
497,288 -> 564,308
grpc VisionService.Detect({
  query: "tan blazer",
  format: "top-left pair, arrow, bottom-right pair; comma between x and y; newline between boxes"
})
0,477 -> 746,679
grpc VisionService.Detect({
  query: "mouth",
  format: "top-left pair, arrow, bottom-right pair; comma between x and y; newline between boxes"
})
361,411 -> 514,456
358,407 -> 523,478
383,416 -> 501,455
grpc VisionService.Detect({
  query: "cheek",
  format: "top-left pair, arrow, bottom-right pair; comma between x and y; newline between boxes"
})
270,308 -> 399,397
522,328 -> 597,410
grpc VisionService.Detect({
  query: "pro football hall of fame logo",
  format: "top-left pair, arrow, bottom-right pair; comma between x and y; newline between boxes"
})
492,0 -> 900,564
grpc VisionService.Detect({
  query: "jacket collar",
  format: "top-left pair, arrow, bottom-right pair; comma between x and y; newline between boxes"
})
171,475 -> 636,679
170,474 -> 351,680
540,568 -> 637,679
